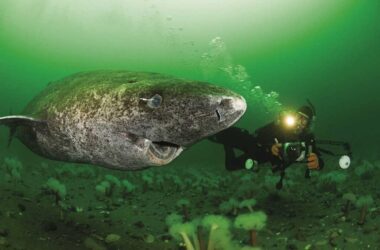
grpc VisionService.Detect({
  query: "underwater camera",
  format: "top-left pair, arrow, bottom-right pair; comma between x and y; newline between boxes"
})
282,141 -> 309,164
281,139 -> 352,169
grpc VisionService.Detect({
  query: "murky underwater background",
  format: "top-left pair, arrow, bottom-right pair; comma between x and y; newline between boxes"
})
0,1 -> 379,249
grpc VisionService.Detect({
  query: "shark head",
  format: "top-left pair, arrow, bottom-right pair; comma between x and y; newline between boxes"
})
116,76 -> 246,168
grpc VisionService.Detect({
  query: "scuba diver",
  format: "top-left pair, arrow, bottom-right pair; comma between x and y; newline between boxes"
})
209,101 -> 324,189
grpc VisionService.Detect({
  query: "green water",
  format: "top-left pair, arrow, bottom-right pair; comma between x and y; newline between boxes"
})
1,0 -> 379,158
0,1 -> 379,250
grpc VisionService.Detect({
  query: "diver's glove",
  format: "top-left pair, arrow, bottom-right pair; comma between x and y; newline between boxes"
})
307,153 -> 320,170
271,143 -> 283,159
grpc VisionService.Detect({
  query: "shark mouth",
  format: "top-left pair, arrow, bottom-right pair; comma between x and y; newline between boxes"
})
122,131 -> 183,165
147,140 -> 184,165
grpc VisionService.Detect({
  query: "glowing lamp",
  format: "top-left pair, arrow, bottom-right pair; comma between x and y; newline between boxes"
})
284,115 -> 296,127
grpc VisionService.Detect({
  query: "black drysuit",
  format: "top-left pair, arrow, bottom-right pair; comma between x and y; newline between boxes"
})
209,122 -> 324,188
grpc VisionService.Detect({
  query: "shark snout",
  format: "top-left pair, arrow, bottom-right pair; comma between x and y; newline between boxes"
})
215,96 -> 246,122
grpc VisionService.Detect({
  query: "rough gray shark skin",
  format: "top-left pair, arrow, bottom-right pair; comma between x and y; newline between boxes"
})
1,71 -> 246,170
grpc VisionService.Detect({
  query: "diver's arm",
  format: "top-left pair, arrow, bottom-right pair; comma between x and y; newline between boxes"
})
255,122 -> 274,142
314,146 -> 325,170
255,122 -> 280,151
307,135 -> 324,170
259,125 -> 286,164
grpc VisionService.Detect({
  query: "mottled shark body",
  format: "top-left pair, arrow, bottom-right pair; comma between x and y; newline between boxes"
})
0,71 -> 246,170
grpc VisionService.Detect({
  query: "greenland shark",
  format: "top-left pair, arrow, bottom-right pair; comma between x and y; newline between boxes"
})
0,71 -> 246,170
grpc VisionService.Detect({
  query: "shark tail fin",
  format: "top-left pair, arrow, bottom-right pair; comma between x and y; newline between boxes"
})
0,115 -> 46,147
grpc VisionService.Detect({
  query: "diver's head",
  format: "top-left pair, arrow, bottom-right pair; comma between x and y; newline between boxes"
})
279,105 -> 315,134
297,106 -> 314,121
296,105 -> 314,131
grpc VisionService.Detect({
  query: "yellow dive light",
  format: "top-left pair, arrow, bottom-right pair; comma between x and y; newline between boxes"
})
278,110 -> 301,129
284,115 -> 296,127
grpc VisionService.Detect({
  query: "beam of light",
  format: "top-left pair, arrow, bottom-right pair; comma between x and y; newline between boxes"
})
0,0 -> 357,67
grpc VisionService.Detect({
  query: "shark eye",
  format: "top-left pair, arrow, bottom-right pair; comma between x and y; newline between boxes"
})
140,94 -> 162,109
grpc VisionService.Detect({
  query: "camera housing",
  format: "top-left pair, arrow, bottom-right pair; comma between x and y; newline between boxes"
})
282,141 -> 309,164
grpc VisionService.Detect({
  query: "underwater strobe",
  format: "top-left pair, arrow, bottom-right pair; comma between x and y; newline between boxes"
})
339,155 -> 351,169
316,140 -> 352,169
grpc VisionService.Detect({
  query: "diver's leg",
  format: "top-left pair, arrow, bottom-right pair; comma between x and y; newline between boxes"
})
209,126 -> 255,151
224,146 -> 249,171
210,126 -> 258,171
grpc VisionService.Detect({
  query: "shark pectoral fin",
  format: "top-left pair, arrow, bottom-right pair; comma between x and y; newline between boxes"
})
0,115 -> 47,147
8,126 -> 17,147
0,115 -> 47,127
